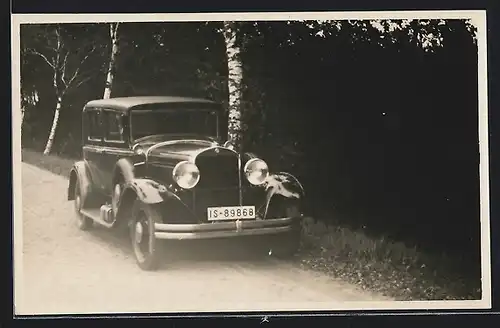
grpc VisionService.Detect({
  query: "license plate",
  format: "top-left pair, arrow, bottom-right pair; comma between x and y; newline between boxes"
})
207,206 -> 256,221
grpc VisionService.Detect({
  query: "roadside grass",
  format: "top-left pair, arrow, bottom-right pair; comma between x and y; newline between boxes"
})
298,217 -> 482,300
21,147 -> 482,301
21,148 -> 76,178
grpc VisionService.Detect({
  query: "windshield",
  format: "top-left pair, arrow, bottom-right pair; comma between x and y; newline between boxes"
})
130,109 -> 219,141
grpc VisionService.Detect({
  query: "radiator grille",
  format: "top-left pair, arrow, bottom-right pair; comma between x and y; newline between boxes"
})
193,148 -> 242,222
195,148 -> 240,189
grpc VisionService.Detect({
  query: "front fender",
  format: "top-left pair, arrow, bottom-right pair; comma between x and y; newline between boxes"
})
114,178 -> 182,225
111,158 -> 137,185
264,172 -> 305,199
261,172 -> 305,218
67,161 -> 92,201
122,178 -> 177,204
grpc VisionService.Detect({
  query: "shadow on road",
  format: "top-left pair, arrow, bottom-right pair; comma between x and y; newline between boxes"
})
85,223 -> 280,270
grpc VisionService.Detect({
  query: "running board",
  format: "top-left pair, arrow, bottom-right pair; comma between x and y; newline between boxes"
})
80,208 -> 115,229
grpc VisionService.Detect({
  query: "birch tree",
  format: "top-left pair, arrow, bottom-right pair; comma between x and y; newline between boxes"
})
222,21 -> 244,149
23,24 -> 96,155
103,22 -> 120,99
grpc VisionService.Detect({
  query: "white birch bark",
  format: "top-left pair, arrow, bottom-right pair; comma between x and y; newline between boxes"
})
43,27 -> 63,155
103,23 -> 120,99
43,96 -> 62,155
222,22 -> 244,148
20,105 -> 26,137
20,92 -> 25,131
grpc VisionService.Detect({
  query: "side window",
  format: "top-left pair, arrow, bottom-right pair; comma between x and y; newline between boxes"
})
104,111 -> 125,142
87,110 -> 102,141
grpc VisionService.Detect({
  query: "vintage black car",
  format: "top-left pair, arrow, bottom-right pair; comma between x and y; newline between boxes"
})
68,96 -> 305,270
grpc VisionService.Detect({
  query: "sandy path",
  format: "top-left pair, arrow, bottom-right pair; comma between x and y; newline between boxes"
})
15,163 -> 389,315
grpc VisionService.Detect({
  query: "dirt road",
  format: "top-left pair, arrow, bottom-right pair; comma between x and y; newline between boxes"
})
15,163 -> 389,315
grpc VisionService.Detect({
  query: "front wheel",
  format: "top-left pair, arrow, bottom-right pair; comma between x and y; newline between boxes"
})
269,233 -> 300,259
269,205 -> 302,259
129,200 -> 164,271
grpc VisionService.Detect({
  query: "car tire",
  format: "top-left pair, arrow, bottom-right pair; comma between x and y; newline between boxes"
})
270,234 -> 300,259
129,199 -> 164,271
111,181 -> 123,217
269,205 -> 302,259
73,179 -> 94,231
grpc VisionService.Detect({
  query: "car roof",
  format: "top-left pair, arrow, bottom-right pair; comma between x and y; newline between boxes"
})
84,96 -> 218,112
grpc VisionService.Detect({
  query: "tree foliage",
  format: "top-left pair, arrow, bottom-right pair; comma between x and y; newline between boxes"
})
21,23 -> 110,153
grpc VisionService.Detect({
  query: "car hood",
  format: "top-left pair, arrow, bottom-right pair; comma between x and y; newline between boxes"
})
134,135 -> 234,162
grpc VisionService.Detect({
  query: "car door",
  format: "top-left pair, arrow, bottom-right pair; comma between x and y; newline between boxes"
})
82,107 -> 107,195
100,109 -> 133,194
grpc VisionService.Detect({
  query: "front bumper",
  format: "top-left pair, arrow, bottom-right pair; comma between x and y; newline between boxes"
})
154,217 -> 299,240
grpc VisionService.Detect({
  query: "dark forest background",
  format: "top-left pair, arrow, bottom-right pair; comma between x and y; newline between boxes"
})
20,19 -> 481,270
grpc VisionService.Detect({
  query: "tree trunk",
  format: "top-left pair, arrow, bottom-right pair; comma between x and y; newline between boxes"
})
43,96 -> 62,155
20,105 -> 25,131
222,22 -> 244,149
20,86 -> 29,135
103,23 -> 120,99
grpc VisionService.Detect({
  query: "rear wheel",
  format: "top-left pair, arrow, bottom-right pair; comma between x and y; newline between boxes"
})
73,179 -> 94,230
129,199 -> 164,271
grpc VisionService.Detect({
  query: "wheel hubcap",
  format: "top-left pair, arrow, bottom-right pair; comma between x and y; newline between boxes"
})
111,184 -> 121,216
75,195 -> 81,213
74,194 -> 85,227
114,184 -> 121,199
135,221 -> 144,244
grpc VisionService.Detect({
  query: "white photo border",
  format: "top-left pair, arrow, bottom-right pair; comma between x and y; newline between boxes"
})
11,10 -> 491,313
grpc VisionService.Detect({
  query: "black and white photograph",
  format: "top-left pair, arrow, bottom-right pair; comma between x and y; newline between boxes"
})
12,11 -> 491,314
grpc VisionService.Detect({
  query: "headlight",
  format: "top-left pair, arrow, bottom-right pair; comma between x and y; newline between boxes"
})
244,158 -> 269,186
172,161 -> 200,189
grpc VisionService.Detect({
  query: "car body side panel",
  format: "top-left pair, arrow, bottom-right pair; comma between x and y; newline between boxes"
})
83,145 -> 108,194
99,146 -> 133,193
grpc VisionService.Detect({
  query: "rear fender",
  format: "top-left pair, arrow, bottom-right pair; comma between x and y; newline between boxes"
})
261,172 -> 305,218
67,161 -> 92,202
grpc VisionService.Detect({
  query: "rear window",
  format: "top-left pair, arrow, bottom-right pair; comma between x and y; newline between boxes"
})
87,110 -> 102,141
